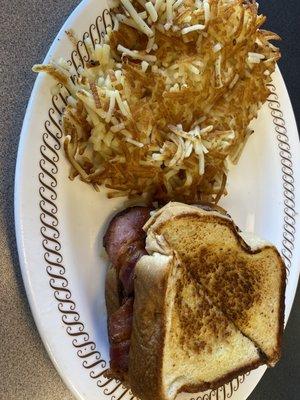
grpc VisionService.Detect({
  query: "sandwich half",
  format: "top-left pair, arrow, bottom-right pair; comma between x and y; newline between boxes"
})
103,202 -> 286,400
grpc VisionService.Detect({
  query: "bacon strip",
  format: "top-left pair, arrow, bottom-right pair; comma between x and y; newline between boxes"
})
109,298 -> 134,344
104,206 -> 151,372
119,245 -> 148,295
110,340 -> 131,372
103,206 -> 151,270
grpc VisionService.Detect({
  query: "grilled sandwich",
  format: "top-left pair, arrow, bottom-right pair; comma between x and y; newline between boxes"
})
103,202 -> 286,400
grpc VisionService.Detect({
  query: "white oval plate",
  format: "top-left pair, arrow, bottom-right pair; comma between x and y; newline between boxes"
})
15,1 -> 300,399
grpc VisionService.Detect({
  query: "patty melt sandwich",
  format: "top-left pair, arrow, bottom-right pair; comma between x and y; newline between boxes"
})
103,202 -> 286,400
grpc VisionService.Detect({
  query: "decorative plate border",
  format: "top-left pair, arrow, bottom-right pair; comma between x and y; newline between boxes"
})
267,83 -> 296,274
38,11 -> 296,400
39,9 -> 135,400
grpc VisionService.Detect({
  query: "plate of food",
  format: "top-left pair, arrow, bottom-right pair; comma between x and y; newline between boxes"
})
15,1 -> 300,400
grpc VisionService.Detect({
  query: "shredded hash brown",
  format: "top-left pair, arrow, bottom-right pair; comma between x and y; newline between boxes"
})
33,0 -> 280,203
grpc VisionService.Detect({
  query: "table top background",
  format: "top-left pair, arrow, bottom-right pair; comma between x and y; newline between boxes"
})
0,1 -> 299,399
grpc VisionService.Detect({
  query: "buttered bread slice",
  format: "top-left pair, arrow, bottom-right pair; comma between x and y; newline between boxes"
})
145,202 -> 286,366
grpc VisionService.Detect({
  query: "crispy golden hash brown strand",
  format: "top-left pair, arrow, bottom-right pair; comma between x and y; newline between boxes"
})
33,0 -> 280,203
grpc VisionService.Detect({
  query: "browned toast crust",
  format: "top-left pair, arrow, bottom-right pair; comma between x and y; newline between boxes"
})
105,255 -> 171,400
106,358 -> 265,400
276,264 -> 286,364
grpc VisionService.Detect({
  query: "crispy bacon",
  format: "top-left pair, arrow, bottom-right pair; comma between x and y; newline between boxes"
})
104,206 -> 151,372
109,298 -> 134,344
119,245 -> 148,295
109,298 -> 134,371
110,340 -> 131,372
103,206 -> 151,270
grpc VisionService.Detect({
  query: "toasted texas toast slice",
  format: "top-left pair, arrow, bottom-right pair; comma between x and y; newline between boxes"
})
146,202 -> 286,366
128,235 -> 264,400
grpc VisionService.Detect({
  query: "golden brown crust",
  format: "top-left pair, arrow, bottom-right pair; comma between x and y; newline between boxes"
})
273,261 -> 286,365
128,254 -> 175,400
104,255 -> 172,400
106,358 -> 264,400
